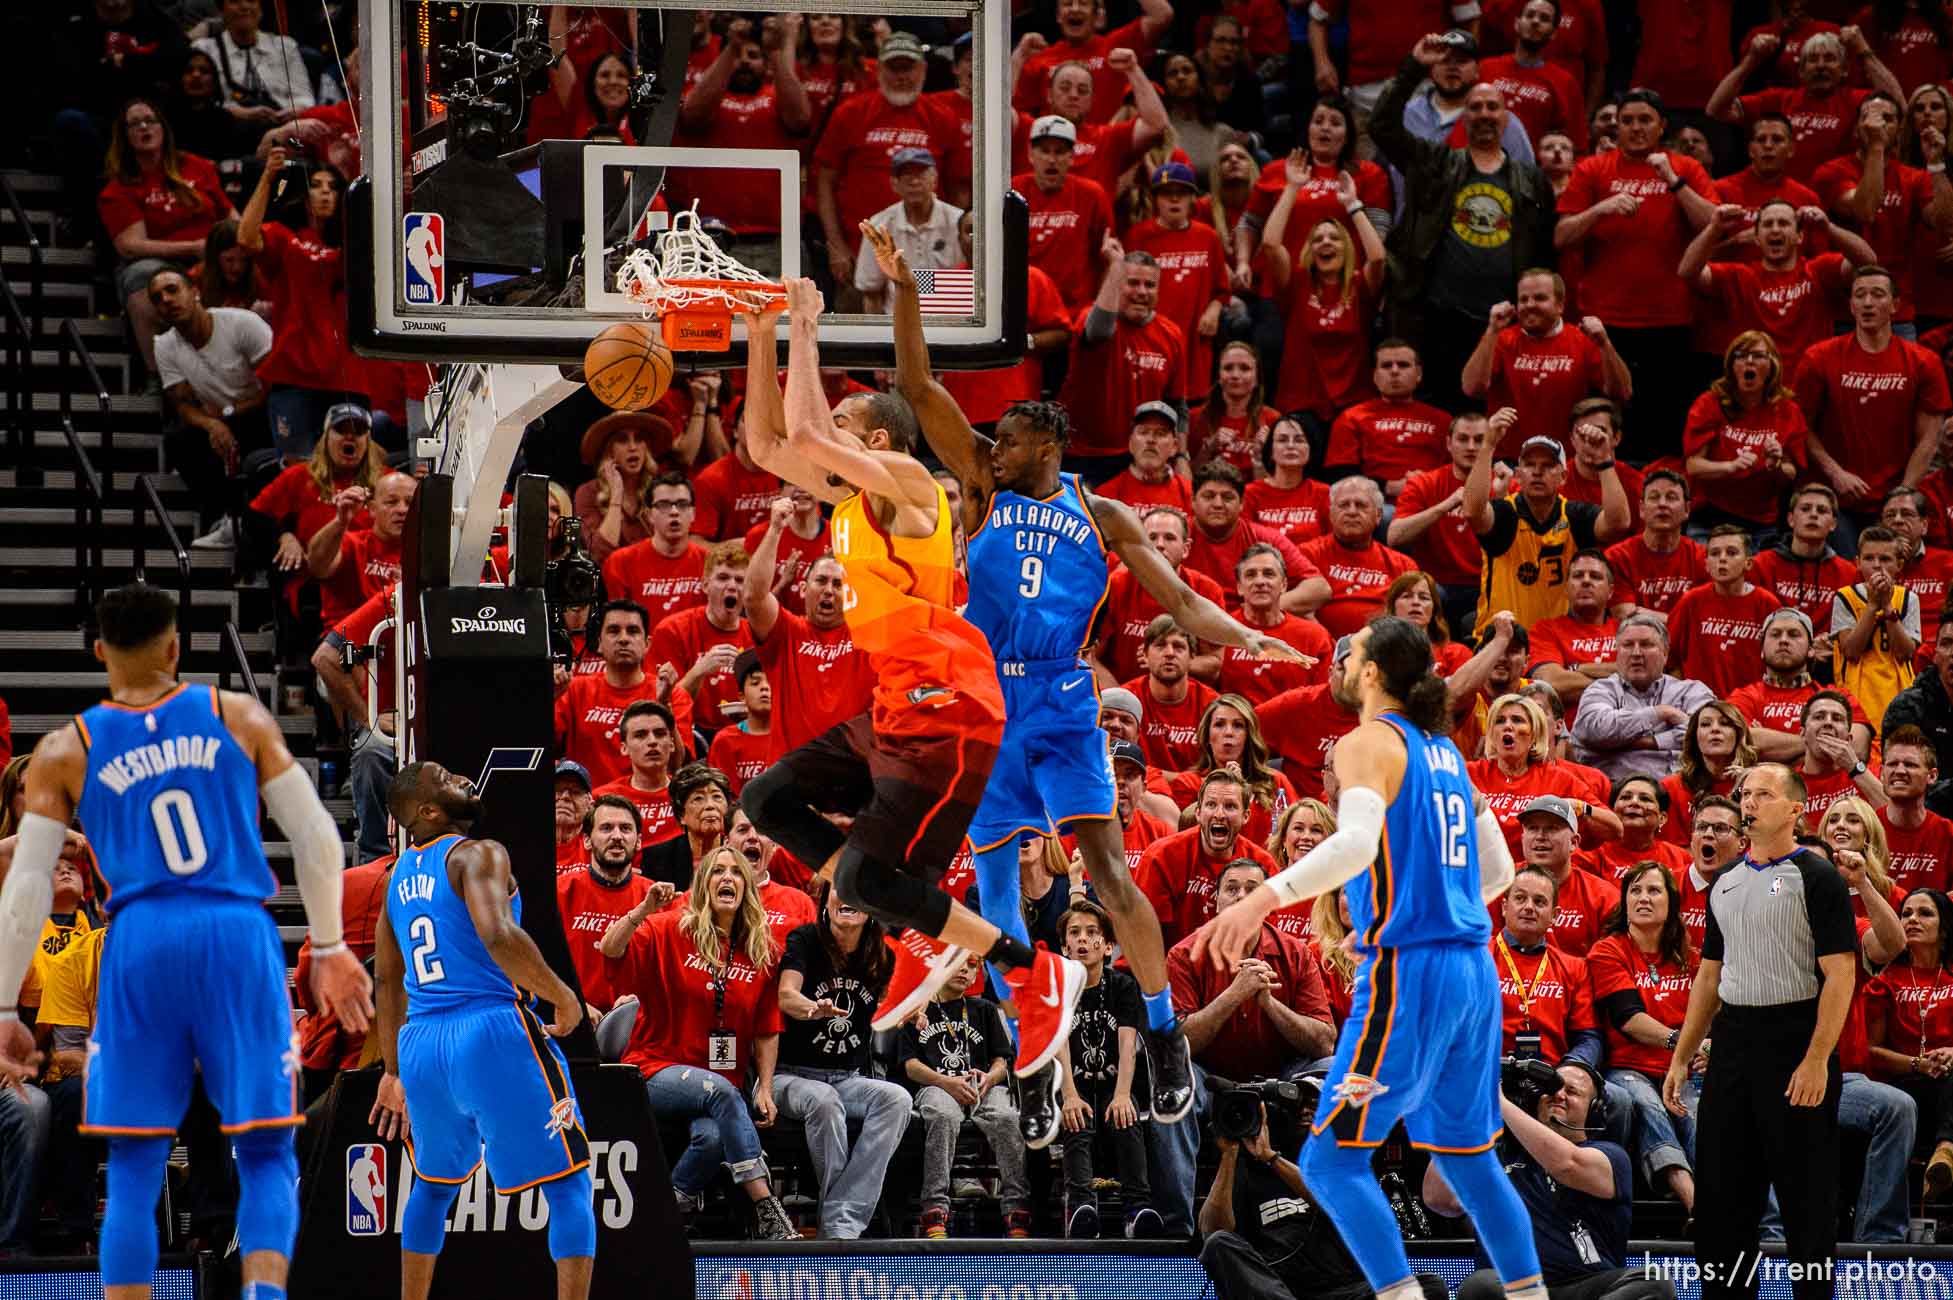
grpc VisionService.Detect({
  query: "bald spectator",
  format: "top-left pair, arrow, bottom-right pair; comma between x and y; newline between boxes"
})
1057,239 -> 1187,479
1555,88 -> 1718,461
1293,480 -> 1419,638
1371,34 -> 1557,410
1016,115 -> 1115,315
1461,269 -> 1632,456
1571,615 -> 1718,781
307,465 -> 413,627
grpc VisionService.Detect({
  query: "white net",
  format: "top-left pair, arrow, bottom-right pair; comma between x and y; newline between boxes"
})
616,202 -> 783,316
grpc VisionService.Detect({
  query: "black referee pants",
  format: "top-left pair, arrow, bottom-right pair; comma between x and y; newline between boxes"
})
1694,1000 -> 1841,1300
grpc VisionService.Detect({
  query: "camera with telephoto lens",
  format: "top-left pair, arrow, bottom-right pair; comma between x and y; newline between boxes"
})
1214,1078 -> 1307,1142
1501,1055 -> 1565,1112
544,516 -> 603,664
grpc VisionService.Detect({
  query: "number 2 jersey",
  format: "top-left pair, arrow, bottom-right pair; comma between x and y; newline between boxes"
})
1349,712 -> 1493,953
76,683 -> 277,911
387,833 -> 521,1016
964,473 -> 1110,665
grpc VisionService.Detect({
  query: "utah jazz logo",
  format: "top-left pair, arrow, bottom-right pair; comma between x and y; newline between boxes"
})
475,748 -> 544,793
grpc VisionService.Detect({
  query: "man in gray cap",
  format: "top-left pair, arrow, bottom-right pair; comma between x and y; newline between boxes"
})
1100,691 -> 1183,826
1515,793 -> 1620,956
856,146 -> 965,312
1095,402 -> 1193,515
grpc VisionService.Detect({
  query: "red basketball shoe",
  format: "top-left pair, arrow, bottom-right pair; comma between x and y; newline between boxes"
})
1006,946 -> 1086,1078
871,930 -> 970,1031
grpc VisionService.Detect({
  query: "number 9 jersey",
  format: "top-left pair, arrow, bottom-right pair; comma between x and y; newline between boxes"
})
964,473 -> 1111,664
75,683 -> 278,909
1348,712 -> 1493,954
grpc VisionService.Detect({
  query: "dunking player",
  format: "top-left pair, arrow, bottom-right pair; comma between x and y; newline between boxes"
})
0,584 -> 371,1300
1193,617 -> 1548,1300
369,762 -> 595,1300
860,222 -> 1308,1136
738,280 -> 1083,1120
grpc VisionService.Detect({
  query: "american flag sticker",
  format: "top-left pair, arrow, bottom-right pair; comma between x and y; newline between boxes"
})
913,267 -> 975,314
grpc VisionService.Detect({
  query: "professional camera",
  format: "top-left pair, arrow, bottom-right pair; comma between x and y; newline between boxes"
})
544,516 -> 603,665
1214,1078 -> 1308,1143
1500,1055 -> 1565,1113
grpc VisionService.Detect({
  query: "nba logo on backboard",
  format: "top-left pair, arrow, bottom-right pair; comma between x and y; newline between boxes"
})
402,212 -> 445,305
346,1144 -> 387,1236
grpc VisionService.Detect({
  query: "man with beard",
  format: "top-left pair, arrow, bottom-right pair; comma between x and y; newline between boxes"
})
557,601 -> 694,789
673,16 -> 811,276
1707,30 -> 1899,186
651,541 -> 754,740
1682,201 -> 1874,380
1556,89 -> 1718,462
1135,773 -> 1281,949
1479,0 -> 1588,152
1729,608 -> 1874,762
1526,549 -> 1620,719
1096,404 -> 1193,515
1427,1063 -> 1667,1300
640,762 -> 735,892
1260,636 -> 1364,799
1373,35 -> 1556,412
1463,269 -> 1629,456
556,795 -> 664,1018
148,268 -> 272,531
1124,617 -> 1219,772
371,763 -> 594,1300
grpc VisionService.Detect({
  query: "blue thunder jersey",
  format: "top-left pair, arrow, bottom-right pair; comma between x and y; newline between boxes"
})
965,474 -> 1111,664
1347,713 -> 1493,952
75,684 -> 277,911
387,834 -> 521,1016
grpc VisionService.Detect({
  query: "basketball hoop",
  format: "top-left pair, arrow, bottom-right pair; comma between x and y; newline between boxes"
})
617,203 -> 787,351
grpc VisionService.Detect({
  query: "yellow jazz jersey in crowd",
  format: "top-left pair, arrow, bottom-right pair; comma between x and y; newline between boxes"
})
829,483 -> 1005,738
1475,493 -> 1594,638
18,909 -> 92,1011
36,926 -> 107,1084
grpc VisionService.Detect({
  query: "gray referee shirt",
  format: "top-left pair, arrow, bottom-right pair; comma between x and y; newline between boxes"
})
1702,847 -> 1858,1007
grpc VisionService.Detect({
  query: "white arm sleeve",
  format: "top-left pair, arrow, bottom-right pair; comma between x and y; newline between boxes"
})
0,813 -> 64,1018
262,764 -> 349,948
1266,787 -> 1386,908
1476,806 -> 1516,904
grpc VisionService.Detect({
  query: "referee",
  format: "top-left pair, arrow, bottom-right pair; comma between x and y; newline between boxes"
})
1662,764 -> 1857,1300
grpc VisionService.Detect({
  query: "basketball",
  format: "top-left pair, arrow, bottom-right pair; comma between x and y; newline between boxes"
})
582,321 -> 674,411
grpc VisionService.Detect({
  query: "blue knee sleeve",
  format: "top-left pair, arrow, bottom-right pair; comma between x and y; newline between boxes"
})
974,841 -> 1031,1014
1298,1134 -> 1415,1292
101,1136 -> 172,1286
401,1175 -> 461,1256
1431,1149 -> 1545,1288
543,1170 -> 596,1260
232,1127 -> 300,1262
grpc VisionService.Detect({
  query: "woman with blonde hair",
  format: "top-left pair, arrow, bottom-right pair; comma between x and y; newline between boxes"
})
1259,147 -> 1385,425
1165,694 -> 1296,845
1307,886 -> 1357,1028
600,844 -> 796,1238
1819,796 -> 1904,917
1660,701 -> 1755,847
1466,692 -> 1622,852
1266,798 -> 1334,934
1681,329 -> 1807,538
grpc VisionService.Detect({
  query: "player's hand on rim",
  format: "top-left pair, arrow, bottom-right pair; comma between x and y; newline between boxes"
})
858,221 -> 915,292
313,947 -> 375,1035
369,1071 -> 411,1141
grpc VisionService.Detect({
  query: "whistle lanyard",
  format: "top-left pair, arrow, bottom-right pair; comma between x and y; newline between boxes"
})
1498,935 -> 1552,1021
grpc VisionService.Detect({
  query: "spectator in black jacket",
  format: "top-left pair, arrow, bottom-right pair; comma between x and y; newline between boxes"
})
1370,34 -> 1558,412
1884,622 -> 1953,817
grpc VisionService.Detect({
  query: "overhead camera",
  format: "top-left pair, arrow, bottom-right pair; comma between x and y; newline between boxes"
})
544,516 -> 603,665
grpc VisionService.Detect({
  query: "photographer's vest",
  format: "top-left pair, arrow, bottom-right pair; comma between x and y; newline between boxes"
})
1832,583 -> 1914,725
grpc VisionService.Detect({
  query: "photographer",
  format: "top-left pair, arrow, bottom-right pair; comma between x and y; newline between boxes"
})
1198,1080 -> 1444,1300
1424,1062 -> 1673,1300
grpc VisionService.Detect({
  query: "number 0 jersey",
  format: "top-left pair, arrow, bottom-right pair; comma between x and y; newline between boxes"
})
75,683 -> 276,912
387,834 -> 521,1016
965,474 -> 1110,665
1349,712 -> 1492,953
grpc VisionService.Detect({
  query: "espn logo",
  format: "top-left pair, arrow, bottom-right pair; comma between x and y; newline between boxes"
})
347,1144 -> 387,1236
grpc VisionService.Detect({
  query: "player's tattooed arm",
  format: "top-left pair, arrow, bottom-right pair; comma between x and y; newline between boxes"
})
369,905 -> 411,1140
1089,493 -> 1307,664
860,221 -> 995,512
454,838 -> 583,1038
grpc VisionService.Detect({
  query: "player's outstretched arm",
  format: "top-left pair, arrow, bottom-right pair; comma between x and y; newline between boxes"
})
453,838 -> 583,1037
368,905 -> 410,1141
1189,724 -> 1405,970
860,221 -> 993,502
1472,789 -> 1516,903
225,688 -> 373,1033
737,308 -> 849,505
0,726 -> 85,1082
780,278 -> 942,510
1091,494 -> 1309,665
